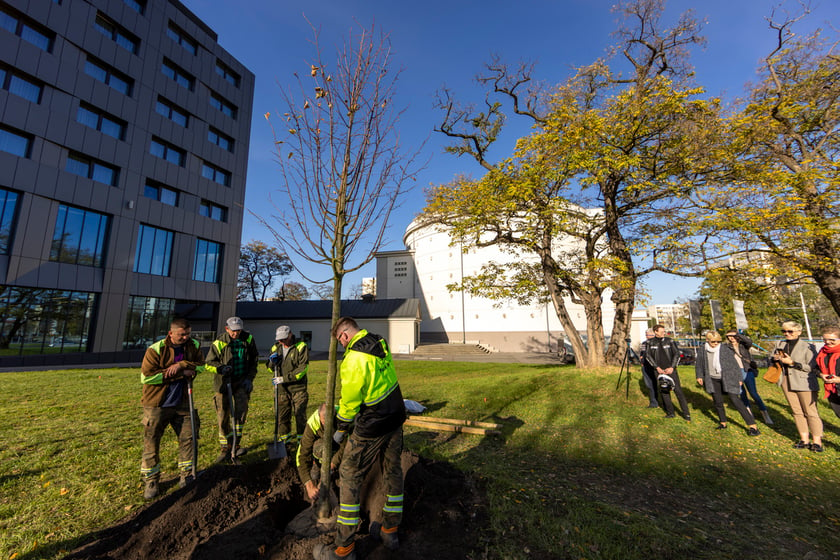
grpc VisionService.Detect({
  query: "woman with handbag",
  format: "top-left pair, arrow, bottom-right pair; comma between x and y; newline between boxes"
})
695,331 -> 760,435
772,321 -> 823,452
815,325 -> 840,421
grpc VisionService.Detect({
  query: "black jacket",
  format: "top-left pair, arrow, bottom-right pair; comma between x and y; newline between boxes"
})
644,336 -> 681,371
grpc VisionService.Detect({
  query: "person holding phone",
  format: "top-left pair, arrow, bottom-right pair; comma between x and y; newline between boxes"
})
816,326 -> 840,422
772,321 -> 823,451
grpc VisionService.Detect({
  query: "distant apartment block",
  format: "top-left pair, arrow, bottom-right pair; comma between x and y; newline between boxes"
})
0,0 -> 254,366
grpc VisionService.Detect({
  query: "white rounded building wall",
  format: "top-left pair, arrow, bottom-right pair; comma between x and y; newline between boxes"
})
403,220 -> 616,352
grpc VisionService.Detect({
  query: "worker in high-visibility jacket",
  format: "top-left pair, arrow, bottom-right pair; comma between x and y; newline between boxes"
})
296,403 -> 345,503
313,317 -> 406,560
139,317 -> 204,500
266,325 -> 310,443
204,316 -> 259,462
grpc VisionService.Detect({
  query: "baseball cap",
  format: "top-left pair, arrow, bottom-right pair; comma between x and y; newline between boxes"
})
275,325 -> 291,340
226,317 -> 244,331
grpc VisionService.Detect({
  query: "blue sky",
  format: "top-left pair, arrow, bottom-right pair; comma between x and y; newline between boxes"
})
182,0 -> 837,304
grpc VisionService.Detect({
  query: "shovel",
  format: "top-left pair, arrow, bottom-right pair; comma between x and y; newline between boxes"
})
187,377 -> 199,478
226,381 -> 240,465
267,375 -> 287,459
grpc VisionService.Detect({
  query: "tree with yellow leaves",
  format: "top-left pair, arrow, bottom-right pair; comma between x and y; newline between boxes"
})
661,9 -> 840,320
426,0 -> 720,367
262,22 -> 421,515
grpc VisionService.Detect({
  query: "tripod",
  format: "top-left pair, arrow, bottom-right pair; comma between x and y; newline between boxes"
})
615,337 -> 639,399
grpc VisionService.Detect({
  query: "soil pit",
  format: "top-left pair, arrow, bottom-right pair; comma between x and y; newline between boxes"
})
63,450 -> 488,560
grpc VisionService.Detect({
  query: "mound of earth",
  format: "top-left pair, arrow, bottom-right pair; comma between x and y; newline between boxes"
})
63,450 -> 488,560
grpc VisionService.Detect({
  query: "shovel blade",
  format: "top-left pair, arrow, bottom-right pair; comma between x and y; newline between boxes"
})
267,442 -> 287,459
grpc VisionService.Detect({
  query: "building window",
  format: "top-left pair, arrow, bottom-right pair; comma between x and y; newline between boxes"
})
76,103 -> 126,140
134,224 -> 173,276
0,187 -> 19,255
193,238 -> 222,282
123,0 -> 145,14
143,181 -> 178,206
84,57 -> 133,96
161,59 -> 194,91
0,126 -> 31,158
207,127 -> 233,152
94,12 -> 138,54
0,4 -> 54,52
50,204 -> 109,267
150,137 -> 185,166
0,65 -> 42,103
0,288 -> 96,355
215,60 -> 240,87
209,92 -> 236,118
199,199 -> 227,222
123,295 -> 174,349
65,152 -> 119,186
155,96 -> 188,127
201,162 -> 230,186
166,22 -> 197,55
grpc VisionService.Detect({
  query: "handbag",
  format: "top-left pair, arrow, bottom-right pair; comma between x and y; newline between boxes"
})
763,361 -> 782,383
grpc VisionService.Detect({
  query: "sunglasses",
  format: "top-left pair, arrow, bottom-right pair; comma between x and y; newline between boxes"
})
781,330 -> 797,334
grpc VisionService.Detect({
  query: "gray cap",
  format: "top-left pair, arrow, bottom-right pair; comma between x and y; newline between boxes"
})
275,325 -> 291,340
226,317 -> 244,331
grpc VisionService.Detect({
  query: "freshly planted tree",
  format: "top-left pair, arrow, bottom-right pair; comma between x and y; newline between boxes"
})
263,22 -> 421,514
236,240 -> 293,301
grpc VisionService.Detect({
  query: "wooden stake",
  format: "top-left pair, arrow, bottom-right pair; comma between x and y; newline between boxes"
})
406,415 -> 503,430
404,418 -> 500,436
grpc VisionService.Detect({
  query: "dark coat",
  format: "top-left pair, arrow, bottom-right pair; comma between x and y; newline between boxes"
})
695,342 -> 742,395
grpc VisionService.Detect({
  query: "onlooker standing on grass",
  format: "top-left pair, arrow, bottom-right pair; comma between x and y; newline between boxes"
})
725,329 -> 773,425
645,324 -> 690,421
772,321 -> 823,452
206,317 -> 259,462
815,325 -> 840,422
695,331 -> 760,436
266,325 -> 310,443
139,317 -> 204,499
639,328 -> 659,408
313,317 -> 406,560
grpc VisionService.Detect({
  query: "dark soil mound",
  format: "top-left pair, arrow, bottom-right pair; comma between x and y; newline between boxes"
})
63,451 -> 488,560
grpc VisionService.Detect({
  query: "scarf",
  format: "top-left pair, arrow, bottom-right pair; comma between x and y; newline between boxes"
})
816,343 -> 840,399
705,342 -> 722,378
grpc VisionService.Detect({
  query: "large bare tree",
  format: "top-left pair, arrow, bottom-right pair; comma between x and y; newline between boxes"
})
262,22 -> 421,515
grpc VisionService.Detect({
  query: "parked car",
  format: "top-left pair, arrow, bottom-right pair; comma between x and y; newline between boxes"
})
678,345 -> 696,365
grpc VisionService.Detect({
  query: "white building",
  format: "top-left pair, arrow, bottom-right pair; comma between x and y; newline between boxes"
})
375,219 -> 624,353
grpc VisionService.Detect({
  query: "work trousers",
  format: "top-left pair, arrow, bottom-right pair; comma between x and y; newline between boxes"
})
141,405 -> 198,480
336,426 -> 404,548
276,382 -> 309,440
661,371 -> 690,417
708,377 -> 755,425
214,381 -> 250,446
780,379 -> 823,441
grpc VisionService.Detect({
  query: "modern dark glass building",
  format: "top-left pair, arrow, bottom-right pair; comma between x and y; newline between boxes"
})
0,0 -> 254,366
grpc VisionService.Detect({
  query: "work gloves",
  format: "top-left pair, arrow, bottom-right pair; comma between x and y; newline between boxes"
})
333,430 -> 346,445
241,378 -> 253,394
268,352 -> 281,367
272,376 -> 284,386
218,364 -> 233,378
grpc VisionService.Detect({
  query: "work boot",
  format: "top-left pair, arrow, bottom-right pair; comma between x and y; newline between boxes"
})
235,446 -> 248,457
143,478 -> 159,500
179,472 -> 194,489
215,446 -> 231,464
761,409 -> 774,425
312,542 -> 356,560
369,521 -> 399,550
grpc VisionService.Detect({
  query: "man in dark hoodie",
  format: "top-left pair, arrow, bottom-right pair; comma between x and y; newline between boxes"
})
140,317 -> 204,499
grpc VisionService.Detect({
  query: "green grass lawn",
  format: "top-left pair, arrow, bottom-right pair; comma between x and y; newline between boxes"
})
2,361 -> 839,560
